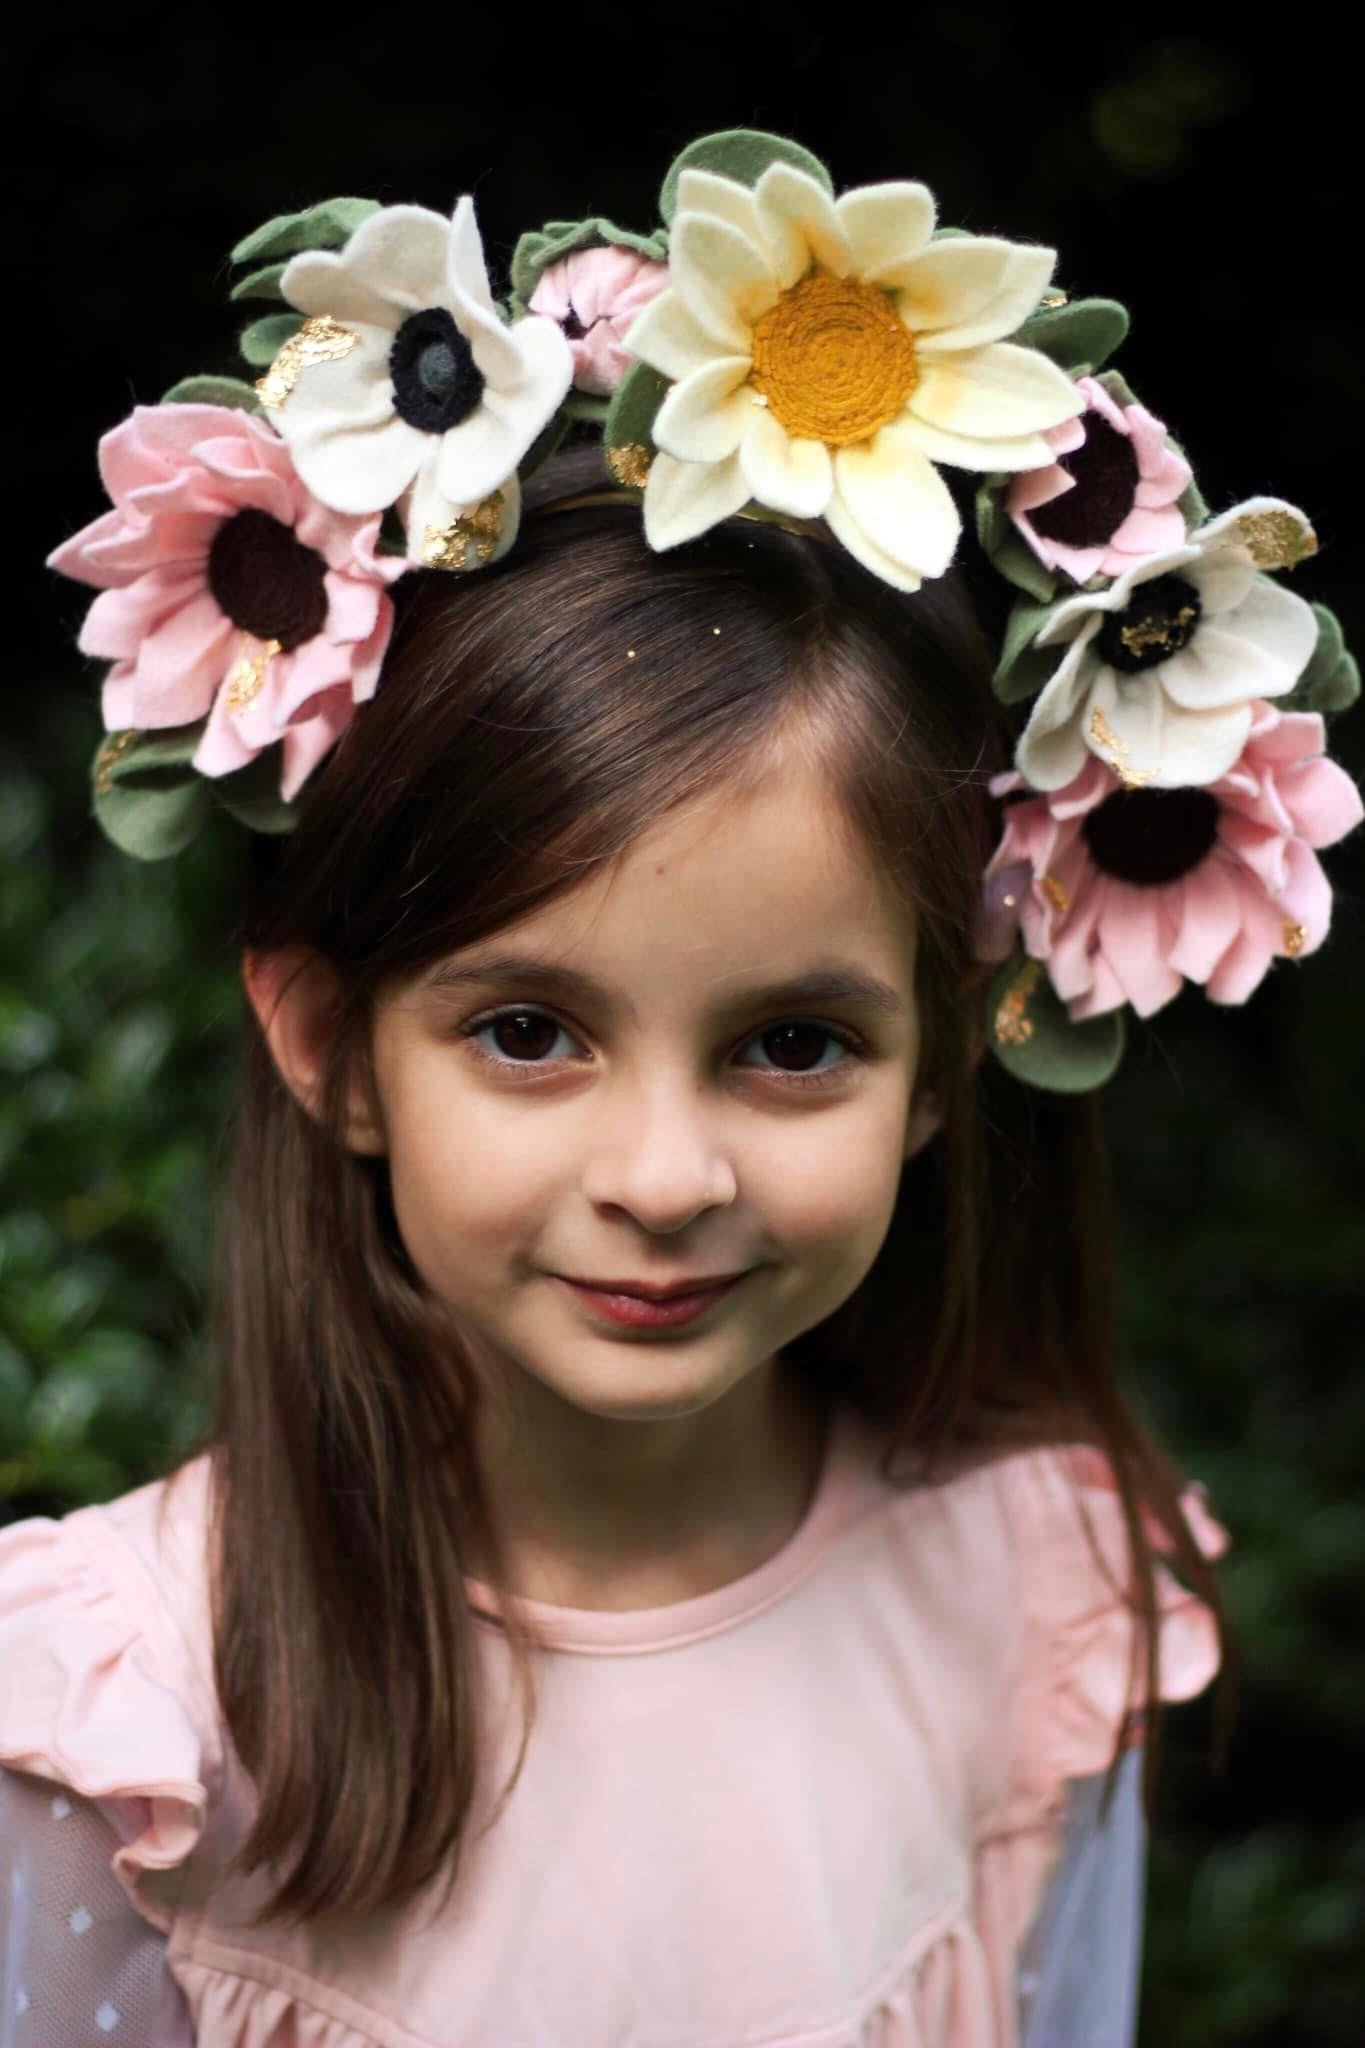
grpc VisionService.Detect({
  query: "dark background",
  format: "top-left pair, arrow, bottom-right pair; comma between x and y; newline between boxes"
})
5,17 -> 1362,2044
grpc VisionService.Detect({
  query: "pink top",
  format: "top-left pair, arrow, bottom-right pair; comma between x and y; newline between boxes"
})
0,1403 -> 1226,2048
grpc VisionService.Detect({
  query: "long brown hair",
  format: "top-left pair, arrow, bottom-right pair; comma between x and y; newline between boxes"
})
174,441 -> 1232,1934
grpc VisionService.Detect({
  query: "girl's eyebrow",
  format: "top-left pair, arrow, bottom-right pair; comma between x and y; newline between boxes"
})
417,952 -> 905,1020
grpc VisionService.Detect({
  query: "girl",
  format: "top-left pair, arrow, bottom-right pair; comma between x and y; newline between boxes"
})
2,129 -> 1358,2047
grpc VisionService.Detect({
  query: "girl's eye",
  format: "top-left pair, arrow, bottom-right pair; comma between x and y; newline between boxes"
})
457,1008 -> 865,1091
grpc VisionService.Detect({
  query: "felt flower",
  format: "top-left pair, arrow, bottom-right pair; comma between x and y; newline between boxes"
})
624,164 -> 1083,589
1014,497 -> 1320,794
528,245 -> 671,396
1006,375 -> 1192,584
46,404 -> 406,800
263,197 -> 574,564
980,700 -> 1363,1018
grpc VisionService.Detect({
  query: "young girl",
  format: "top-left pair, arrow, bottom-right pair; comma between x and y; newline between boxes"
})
2,129 -> 1359,2047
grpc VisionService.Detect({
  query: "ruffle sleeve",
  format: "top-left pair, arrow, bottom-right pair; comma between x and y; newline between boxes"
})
0,1505 -> 213,1936
998,1440 -> 1230,1828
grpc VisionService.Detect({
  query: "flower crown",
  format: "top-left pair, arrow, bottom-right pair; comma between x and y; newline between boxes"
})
48,127 -> 1362,1092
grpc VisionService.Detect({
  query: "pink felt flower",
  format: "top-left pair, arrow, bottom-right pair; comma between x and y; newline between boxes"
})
528,245 -> 671,396
979,700 -> 1363,1018
47,404 -> 407,800
1007,375 -> 1192,584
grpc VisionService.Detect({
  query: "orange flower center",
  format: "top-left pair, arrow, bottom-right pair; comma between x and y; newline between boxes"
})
749,268 -> 919,448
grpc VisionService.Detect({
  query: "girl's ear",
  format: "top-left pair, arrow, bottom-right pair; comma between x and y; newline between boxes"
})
241,945 -> 387,1157
903,1089 -> 943,1163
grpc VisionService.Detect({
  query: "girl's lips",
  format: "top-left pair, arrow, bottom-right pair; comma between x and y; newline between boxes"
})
556,1274 -> 746,1328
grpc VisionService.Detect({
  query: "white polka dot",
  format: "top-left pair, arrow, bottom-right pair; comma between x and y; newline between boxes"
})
96,2001 -> 122,2032
15,1987 -> 30,2015
69,1904 -> 93,1934
50,1794 -> 72,1820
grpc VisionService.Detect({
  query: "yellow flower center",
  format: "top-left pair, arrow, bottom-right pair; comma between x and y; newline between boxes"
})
748,268 -> 918,448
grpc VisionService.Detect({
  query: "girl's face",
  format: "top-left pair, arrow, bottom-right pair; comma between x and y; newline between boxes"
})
363,744 -> 940,1427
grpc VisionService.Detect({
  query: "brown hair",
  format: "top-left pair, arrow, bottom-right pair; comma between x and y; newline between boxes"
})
174,441 -> 1232,1934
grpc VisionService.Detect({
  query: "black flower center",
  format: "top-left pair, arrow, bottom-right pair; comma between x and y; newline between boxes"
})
1028,413 -> 1140,551
562,308 -> 589,341
206,509 -> 328,650
1081,785 -> 1222,886
1095,572 -> 1203,676
389,307 -> 485,434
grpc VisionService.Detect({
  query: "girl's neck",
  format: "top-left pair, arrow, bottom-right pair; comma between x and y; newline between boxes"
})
468,1361 -> 833,1613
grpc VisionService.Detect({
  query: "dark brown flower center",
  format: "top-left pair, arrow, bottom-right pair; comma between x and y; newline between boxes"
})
1028,412 -> 1140,552
1095,572 -> 1203,675
390,307 -> 486,434
206,508 -> 329,650
1081,785 -> 1221,886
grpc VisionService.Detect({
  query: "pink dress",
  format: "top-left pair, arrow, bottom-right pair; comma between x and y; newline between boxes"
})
0,1402 -> 1226,2047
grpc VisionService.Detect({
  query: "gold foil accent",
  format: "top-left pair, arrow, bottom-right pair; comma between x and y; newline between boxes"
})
422,491 -> 507,572
994,959 -> 1044,1047
606,442 -> 653,489
1040,291 -> 1070,308
94,729 -> 141,795
1090,706 -> 1153,791
256,315 -> 360,410
1236,509 -> 1318,571
1282,918 -> 1307,958
1041,873 -> 1070,914
224,636 -> 282,712
749,266 -> 919,448
1119,603 -> 1198,658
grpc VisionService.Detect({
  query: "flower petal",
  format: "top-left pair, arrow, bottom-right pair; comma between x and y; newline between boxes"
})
753,161 -> 853,290
283,204 -> 453,320
642,449 -> 752,550
891,240 -> 1056,350
909,340 -> 1083,443
1089,669 -> 1253,789
1166,854 -> 1247,982
403,453 -> 522,570
625,289 -> 743,383
669,213 -> 779,352
288,404 -> 428,518
132,592 -> 234,726
897,409 -> 1056,474
738,407 -> 833,519
653,356 -> 755,465
1012,643 -> 1096,792
1277,754 -> 1365,848
675,170 -> 767,257
834,182 -> 936,278
1095,883 -> 1185,1016
828,420 -> 961,584
445,193 -> 500,320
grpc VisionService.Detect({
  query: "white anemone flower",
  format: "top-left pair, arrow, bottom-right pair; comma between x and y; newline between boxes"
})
624,164 -> 1084,589
1015,496 -> 1320,792
262,197 -> 573,565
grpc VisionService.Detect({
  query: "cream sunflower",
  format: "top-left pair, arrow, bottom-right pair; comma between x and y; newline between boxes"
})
625,164 -> 1084,589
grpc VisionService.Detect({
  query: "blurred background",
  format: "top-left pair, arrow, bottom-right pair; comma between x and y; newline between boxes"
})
4,15 -> 1362,2044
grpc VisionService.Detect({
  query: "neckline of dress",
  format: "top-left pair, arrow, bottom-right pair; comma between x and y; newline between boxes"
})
463,1400 -> 871,1655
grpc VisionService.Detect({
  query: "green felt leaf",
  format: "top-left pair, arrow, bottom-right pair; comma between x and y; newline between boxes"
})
509,217 -> 669,310
1094,365 -> 1139,410
602,362 -> 669,486
1013,297 -> 1130,376
239,313 -> 304,369
975,476 -> 1059,606
211,750 -> 298,834
1173,449 -> 1209,533
1284,601 -> 1362,714
90,728 -> 210,861
517,408 -> 572,483
659,129 -> 834,227
561,394 -> 611,425
229,262 -> 289,304
994,594 -> 1066,704
231,197 -> 380,266
160,375 -> 263,415
986,954 -> 1126,1092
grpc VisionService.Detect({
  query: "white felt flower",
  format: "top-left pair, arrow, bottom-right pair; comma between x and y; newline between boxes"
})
624,164 -> 1083,589
263,197 -> 573,565
1015,496 -> 1320,792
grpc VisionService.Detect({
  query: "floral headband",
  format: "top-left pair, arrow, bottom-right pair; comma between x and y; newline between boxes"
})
48,127 -> 1362,1091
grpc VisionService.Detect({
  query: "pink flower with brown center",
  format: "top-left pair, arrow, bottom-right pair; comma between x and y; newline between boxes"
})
1007,374 -> 1192,584
47,404 -> 407,800
528,245 -> 670,396
979,700 -> 1363,1018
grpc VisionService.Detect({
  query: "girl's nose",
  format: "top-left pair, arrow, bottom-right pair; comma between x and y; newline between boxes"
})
578,1073 -> 738,1231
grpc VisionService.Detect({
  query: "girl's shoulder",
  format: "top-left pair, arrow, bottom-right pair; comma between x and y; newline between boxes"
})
841,1412 -> 1228,1829
0,1455 -> 221,1934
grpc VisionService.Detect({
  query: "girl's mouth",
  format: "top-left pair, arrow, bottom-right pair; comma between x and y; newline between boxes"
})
556,1274 -> 745,1328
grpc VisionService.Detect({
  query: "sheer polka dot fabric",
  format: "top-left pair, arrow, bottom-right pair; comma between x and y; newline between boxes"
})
0,1769 -> 193,2047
